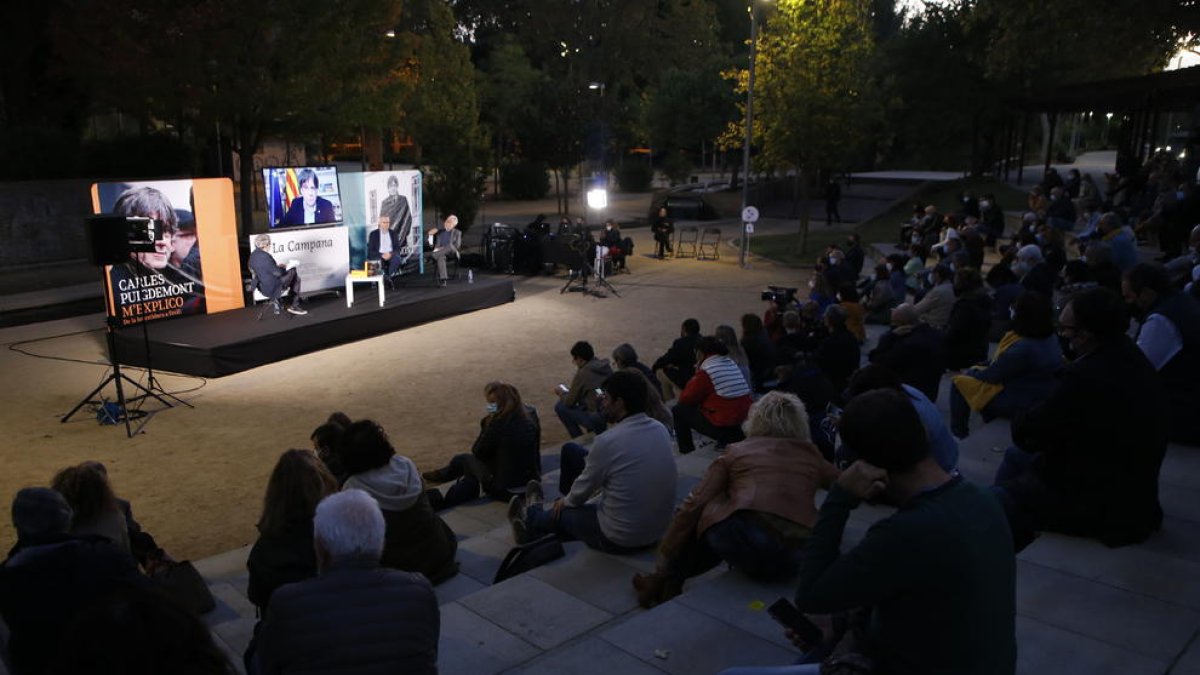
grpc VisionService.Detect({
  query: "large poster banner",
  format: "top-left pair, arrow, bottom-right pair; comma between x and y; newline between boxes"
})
340,170 -> 423,273
92,178 -> 242,327
247,226 -> 350,299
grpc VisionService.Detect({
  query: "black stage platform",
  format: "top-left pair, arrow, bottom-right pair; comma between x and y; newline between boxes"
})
111,277 -> 515,377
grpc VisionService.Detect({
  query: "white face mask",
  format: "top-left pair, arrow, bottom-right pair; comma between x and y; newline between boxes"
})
980,201 -> 991,209
828,256 -> 838,265
886,263 -> 894,272
485,402 -> 499,413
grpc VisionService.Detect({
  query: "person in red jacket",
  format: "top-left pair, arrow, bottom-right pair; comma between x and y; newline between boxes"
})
672,336 -> 753,454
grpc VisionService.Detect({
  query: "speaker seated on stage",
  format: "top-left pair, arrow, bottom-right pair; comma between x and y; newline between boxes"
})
367,215 -> 404,280
426,215 -> 462,287
249,233 -> 308,315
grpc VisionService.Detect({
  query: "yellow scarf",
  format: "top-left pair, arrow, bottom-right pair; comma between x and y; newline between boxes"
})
951,331 -> 1021,412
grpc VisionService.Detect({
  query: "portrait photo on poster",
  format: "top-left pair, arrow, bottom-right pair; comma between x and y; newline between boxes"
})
365,170 -> 421,265
96,180 -> 207,326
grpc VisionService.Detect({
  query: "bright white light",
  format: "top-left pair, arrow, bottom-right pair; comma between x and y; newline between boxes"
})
587,188 -> 608,210
385,29 -> 396,38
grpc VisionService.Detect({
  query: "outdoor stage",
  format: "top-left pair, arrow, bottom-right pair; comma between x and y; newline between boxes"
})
109,276 -> 515,377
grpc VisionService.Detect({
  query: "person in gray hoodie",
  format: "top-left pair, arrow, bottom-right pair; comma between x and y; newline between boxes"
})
341,420 -> 458,584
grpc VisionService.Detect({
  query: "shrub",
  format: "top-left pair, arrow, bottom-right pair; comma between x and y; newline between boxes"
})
499,160 -> 550,200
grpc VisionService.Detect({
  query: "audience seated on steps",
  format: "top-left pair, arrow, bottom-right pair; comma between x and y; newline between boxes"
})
310,411 -> 352,485
340,420 -> 459,584
843,365 -> 959,475
913,264 -> 955,330
51,585 -> 235,675
510,371 -> 677,554
611,343 -> 673,430
867,303 -> 944,403
862,264 -> 899,325
632,392 -> 837,608
1123,262 -> 1200,445
673,336 -> 753,455
813,305 -> 859,397
0,488 -> 149,675
246,449 -> 338,613
994,287 -> 1168,552
553,341 -> 613,439
740,313 -> 778,392
423,381 -> 542,511
715,324 -> 754,391
248,490 -> 438,675
943,266 -> 993,371
652,318 -> 702,401
720,389 -> 1016,675
950,291 -> 1063,440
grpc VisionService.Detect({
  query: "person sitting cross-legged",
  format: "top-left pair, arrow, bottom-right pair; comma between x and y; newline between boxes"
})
672,336 -> 753,454
632,392 -> 837,608
249,490 -> 439,675
719,388 -> 1016,675
509,371 -> 677,553
423,381 -> 542,511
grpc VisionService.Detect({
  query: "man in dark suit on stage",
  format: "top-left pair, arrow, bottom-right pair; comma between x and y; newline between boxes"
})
281,169 -> 336,226
249,233 -> 307,315
379,175 -> 413,260
368,215 -> 405,279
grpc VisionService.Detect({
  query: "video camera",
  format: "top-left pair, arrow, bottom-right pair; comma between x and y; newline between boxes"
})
761,285 -> 799,306
84,216 -> 167,266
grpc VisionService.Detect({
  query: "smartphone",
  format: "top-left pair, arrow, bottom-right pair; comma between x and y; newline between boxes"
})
593,387 -> 605,397
767,598 -> 824,647
556,383 -> 569,395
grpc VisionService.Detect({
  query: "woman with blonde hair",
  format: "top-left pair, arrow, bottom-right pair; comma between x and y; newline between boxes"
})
423,381 -> 541,510
633,391 -> 837,607
246,449 -> 338,611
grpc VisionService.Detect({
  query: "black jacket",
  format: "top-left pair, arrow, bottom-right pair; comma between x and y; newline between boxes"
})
653,333 -> 700,387
255,559 -> 439,675
815,327 -> 861,396
247,524 -> 318,612
1011,336 -> 1168,547
944,288 -> 993,370
472,410 -> 542,496
869,324 -> 945,402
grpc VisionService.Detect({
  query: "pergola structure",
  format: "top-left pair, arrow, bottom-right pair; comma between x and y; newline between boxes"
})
999,65 -> 1200,184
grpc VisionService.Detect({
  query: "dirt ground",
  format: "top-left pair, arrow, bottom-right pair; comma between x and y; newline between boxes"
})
0,229 -> 810,560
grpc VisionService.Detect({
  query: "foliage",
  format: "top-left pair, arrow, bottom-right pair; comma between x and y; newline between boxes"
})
660,150 -> 695,185
615,161 -> 654,192
499,160 -> 551,200
965,0 -> 1199,86
646,65 -> 739,160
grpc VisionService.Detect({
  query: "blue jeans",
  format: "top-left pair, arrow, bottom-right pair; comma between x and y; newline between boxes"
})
554,399 -> 606,438
718,666 -> 820,675
671,402 -> 745,454
559,442 -> 589,497
664,511 -> 804,584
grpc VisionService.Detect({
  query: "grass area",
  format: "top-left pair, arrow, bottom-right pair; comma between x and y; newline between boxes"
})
749,177 -> 1028,266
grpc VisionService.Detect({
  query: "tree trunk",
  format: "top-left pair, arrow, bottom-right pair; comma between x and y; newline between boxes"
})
1039,113 -> 1051,169
236,123 -> 259,241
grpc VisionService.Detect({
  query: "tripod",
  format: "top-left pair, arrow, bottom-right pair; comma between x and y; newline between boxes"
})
590,247 -> 620,297
61,267 -> 188,437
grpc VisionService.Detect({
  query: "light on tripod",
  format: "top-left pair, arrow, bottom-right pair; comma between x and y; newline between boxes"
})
587,188 -> 608,210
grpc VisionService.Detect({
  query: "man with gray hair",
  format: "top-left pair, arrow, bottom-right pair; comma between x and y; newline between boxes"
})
1,488 -> 145,675
248,233 -> 307,315
252,490 -> 439,675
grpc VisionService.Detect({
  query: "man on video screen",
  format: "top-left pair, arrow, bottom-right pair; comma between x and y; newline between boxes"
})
281,169 -> 336,226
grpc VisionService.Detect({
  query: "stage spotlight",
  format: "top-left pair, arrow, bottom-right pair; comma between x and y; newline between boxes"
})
587,188 -> 608,210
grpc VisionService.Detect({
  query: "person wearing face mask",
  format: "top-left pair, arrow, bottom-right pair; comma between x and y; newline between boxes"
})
423,382 -> 542,510
843,234 -> 865,277
943,267 -> 993,371
949,291 -> 1063,439
978,194 -> 1005,248
913,264 -> 955,330
1164,224 -> 1200,284
599,218 -> 632,272
994,287 -> 1168,552
1122,263 -> 1200,445
509,371 -> 677,552
1046,186 -> 1076,231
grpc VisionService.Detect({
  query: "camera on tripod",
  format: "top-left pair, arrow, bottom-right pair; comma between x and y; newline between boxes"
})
85,216 -> 167,266
761,285 -> 798,306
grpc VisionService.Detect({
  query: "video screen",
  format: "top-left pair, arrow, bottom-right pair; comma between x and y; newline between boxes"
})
263,166 -> 343,229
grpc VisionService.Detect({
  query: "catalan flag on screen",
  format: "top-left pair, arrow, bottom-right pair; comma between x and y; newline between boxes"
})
265,168 -> 301,227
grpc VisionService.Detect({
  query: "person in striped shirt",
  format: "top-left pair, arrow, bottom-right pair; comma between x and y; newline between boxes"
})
672,336 -> 754,454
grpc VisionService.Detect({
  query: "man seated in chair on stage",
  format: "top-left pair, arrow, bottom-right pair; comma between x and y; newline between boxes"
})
367,215 -> 404,282
427,214 -> 461,287
249,233 -> 307,315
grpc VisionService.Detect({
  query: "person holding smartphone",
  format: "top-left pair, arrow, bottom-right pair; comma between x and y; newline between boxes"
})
552,341 -> 613,438
720,389 -> 1016,675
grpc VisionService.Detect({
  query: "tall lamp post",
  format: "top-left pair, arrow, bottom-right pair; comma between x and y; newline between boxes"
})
739,3 -> 762,268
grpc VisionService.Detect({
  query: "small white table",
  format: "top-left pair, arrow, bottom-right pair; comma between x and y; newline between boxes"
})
345,274 -> 385,308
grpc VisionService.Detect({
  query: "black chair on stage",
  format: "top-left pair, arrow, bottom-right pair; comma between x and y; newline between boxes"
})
424,228 -> 463,281
247,268 -> 290,321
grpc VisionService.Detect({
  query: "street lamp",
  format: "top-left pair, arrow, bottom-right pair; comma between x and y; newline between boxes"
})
739,2 -> 765,269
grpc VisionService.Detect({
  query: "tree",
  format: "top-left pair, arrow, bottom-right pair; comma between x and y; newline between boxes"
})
739,0 -> 884,252
55,0 -> 407,232
476,37 -> 546,197
646,64 -> 739,177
